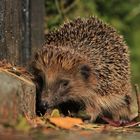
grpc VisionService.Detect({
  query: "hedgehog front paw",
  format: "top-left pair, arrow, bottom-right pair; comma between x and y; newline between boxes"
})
116,116 -> 130,126
86,107 -> 100,122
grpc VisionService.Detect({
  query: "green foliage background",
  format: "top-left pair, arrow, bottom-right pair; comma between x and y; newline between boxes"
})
45,0 -> 140,86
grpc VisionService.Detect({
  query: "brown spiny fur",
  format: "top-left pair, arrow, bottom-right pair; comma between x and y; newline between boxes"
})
32,17 -> 132,121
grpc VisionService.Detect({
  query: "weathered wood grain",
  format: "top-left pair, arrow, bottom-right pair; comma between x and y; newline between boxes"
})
0,69 -> 36,124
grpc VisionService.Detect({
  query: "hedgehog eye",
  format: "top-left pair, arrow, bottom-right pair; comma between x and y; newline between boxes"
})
80,65 -> 91,80
60,79 -> 69,89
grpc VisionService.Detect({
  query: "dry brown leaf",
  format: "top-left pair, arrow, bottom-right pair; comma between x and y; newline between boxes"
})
0,59 -> 12,69
33,117 -> 46,125
124,121 -> 140,128
25,114 -> 45,127
75,123 -> 103,130
49,117 -> 83,129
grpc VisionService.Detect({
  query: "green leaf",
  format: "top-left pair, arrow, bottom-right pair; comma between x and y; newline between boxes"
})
51,109 -> 60,117
15,115 -> 31,132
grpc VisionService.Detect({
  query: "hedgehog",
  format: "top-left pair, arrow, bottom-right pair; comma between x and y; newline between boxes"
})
32,17 -> 132,122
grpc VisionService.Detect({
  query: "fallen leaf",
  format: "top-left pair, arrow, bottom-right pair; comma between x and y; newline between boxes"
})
25,114 -> 45,127
76,123 -> 102,130
51,109 -> 60,117
46,122 -> 59,130
33,117 -> 46,125
0,59 -> 12,69
15,115 -> 31,132
101,116 -> 121,127
49,117 -> 83,129
101,116 -> 140,127
124,121 -> 140,128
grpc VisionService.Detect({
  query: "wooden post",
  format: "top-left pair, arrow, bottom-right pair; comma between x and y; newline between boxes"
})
0,0 -> 22,65
21,0 -> 31,65
0,0 -> 45,66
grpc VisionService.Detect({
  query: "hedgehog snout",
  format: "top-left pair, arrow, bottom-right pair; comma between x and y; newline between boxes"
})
36,100 -> 48,116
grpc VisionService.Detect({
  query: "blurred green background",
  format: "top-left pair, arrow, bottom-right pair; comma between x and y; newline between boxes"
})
44,0 -> 140,86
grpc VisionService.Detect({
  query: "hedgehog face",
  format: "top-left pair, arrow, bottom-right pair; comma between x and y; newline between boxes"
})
32,47 -> 95,116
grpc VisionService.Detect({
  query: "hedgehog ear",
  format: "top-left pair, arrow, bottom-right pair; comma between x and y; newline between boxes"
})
80,64 -> 91,80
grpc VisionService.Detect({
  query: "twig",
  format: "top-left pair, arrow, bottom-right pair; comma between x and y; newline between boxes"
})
63,0 -> 77,14
135,84 -> 140,118
55,0 -> 64,19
